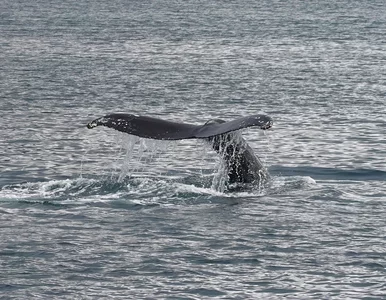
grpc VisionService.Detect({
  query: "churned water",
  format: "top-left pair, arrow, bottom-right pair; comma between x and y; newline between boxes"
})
1,0 -> 386,299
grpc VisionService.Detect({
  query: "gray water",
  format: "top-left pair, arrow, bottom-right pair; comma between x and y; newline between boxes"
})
1,0 -> 386,299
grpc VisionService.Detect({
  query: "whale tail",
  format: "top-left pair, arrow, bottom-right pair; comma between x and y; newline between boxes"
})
87,113 -> 272,140
87,113 -> 272,184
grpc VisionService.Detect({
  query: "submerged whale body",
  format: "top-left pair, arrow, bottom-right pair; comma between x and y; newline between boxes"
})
87,113 -> 272,185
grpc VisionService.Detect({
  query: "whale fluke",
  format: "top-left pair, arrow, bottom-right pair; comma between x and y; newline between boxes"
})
87,113 -> 272,140
87,113 -> 272,185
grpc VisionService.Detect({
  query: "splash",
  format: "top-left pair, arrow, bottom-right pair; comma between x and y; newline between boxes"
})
110,133 -> 172,182
207,131 -> 270,193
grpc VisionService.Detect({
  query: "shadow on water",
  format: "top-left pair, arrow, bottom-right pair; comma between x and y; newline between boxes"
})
270,166 -> 386,182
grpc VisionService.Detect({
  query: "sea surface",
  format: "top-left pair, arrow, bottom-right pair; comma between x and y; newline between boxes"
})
1,0 -> 386,299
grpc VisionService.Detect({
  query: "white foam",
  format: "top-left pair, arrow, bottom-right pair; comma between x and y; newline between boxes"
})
175,182 -> 227,197
0,178 -> 96,200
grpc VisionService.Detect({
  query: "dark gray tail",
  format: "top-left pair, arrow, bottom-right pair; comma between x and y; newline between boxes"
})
87,113 -> 272,184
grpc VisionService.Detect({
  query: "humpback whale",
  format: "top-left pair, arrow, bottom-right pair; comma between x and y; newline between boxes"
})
87,113 -> 272,184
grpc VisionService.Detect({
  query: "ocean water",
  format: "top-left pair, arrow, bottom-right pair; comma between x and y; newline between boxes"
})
1,0 -> 386,299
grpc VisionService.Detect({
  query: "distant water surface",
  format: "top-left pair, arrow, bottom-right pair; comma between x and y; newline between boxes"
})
1,0 -> 385,299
